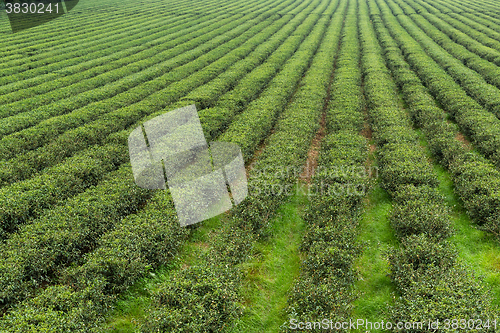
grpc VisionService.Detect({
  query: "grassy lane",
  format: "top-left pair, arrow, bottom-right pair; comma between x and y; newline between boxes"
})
351,180 -> 397,328
227,191 -> 307,333
437,165 -> 500,309
104,192 -> 308,332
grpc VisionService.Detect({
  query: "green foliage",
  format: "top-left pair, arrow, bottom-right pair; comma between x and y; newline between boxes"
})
141,266 -> 242,333
390,185 -> 453,240
373,4 -> 500,238
388,235 -> 457,291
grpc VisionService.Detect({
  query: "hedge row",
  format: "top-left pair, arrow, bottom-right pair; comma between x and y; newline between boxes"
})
0,144 -> 130,238
408,0 -> 500,47
362,0 -> 451,241
217,4 -> 332,161
194,9 -> 322,139
366,0 -> 497,326
0,11 -> 216,118
0,0 -> 220,83
0,165 -> 153,309
372,0 -> 500,238
0,0 -> 338,329
0,191 -> 188,332
0,5 -> 188,88
0,0 -> 270,55
375,0 -> 500,170
0,0 -> 158,59
184,0 -> 318,119
0,0 -> 312,314
0,0 -> 164,49
452,9 -> 500,33
284,0 -> 366,325
406,0 -> 500,58
0,0 -> 285,112
140,2 -> 346,330
0,7 -> 289,186
447,11 -> 500,42
0,9 -> 269,157
0,0 -> 237,58
2,0 -> 300,235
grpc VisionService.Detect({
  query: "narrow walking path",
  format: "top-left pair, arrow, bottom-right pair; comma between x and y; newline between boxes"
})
227,191 -> 307,333
351,161 -> 397,329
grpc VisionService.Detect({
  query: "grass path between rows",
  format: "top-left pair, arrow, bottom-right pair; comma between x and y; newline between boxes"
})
102,139 -> 500,333
227,190 -> 307,333
350,141 -> 397,331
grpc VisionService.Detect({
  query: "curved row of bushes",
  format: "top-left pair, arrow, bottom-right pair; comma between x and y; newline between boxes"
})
0,8 -> 220,117
0,0 -> 339,330
0,2 -> 319,314
450,0 -> 500,20
396,0 -> 500,90
0,164 -> 153,309
408,0 -> 500,57
0,190 -> 188,332
408,0 -> 500,45
0,2 -> 191,86
0,0 -> 159,57
446,10 -> 500,41
0,0 -> 291,111
375,0 -> 500,171
0,0 -> 319,241
0,4 -> 293,187
447,3 -> 500,33
386,0 -> 500,119
0,5 -> 271,158
365,0 -> 497,326
217,7 -> 331,161
284,0 -> 366,325
403,0 -> 500,50
0,0 -> 216,83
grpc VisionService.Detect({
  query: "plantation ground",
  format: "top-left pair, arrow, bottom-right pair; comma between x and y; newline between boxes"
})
1,0 -> 500,331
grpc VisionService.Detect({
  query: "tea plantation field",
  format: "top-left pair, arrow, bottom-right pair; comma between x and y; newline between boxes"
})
0,0 -> 500,331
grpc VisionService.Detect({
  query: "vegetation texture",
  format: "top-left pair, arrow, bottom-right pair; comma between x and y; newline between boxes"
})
0,0 -> 499,331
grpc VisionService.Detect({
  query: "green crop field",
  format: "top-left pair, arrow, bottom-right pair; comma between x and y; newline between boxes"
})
1,0 -> 500,331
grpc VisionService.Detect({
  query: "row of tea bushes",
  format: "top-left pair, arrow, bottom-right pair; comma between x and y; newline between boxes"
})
0,0 -> 309,241
374,0 -> 500,235
0,4 -> 294,186
394,0 -> 500,92
0,10 -> 221,119
375,0 -> 500,171
0,8 -> 195,99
